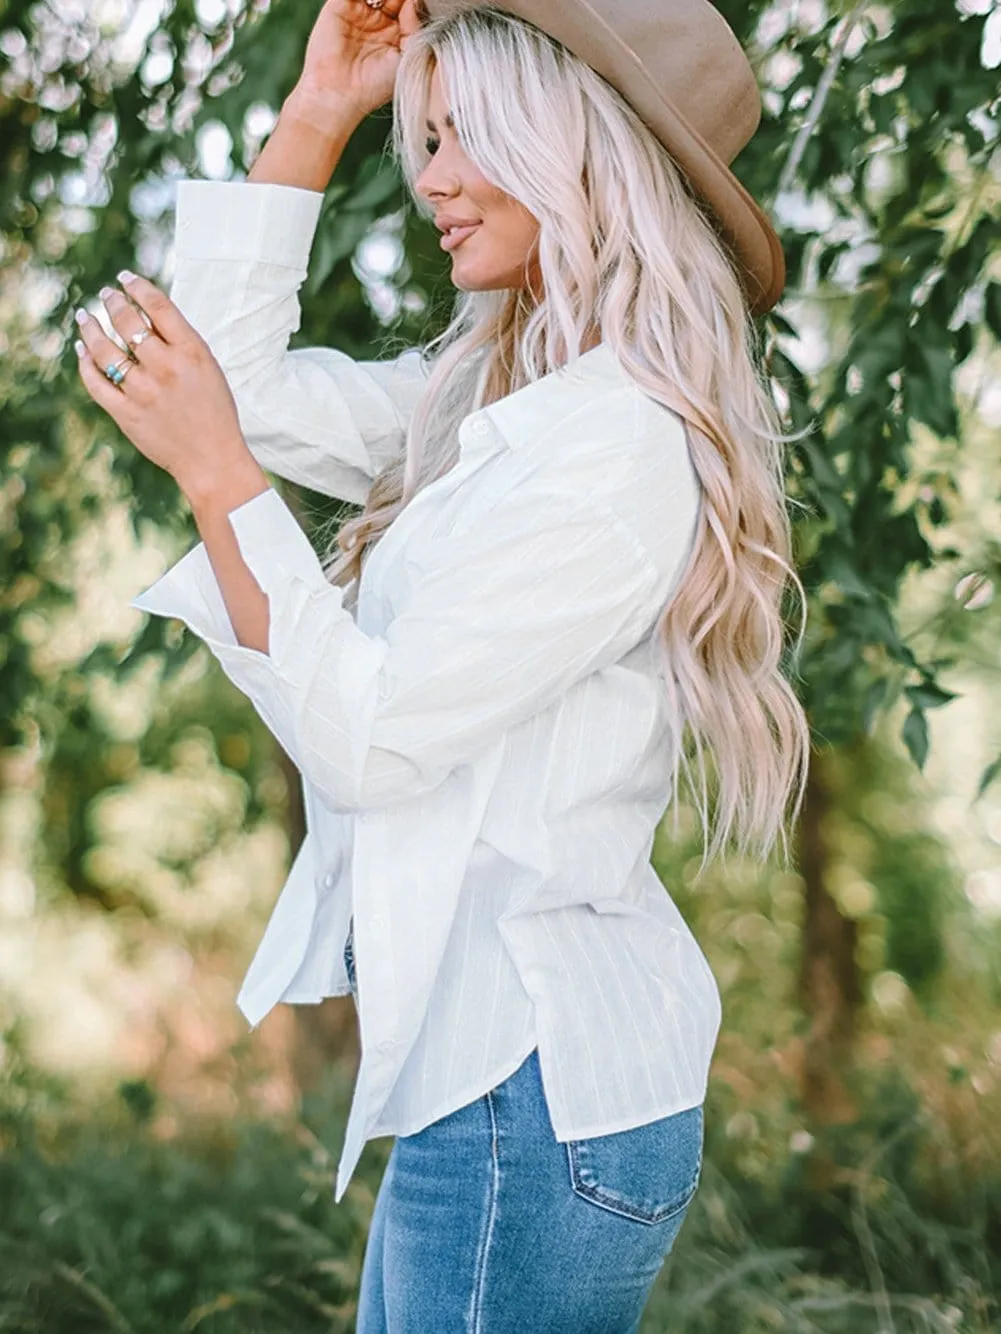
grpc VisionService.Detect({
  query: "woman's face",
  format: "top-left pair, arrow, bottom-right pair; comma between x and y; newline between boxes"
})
414,65 -> 542,295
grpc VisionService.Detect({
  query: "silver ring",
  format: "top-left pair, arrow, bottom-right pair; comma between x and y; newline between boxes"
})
104,356 -> 134,387
128,327 -> 152,349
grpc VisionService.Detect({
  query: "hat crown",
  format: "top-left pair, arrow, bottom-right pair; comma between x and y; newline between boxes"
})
421,0 -> 783,313
572,0 -> 761,164
425,0 -> 760,166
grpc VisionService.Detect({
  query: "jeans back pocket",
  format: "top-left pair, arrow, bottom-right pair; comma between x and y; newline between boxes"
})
566,1104 -> 703,1225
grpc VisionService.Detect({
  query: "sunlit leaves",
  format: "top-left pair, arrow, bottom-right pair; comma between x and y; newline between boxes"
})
3,0 -> 1001,820
901,706 -> 930,769
755,0 -> 1000,757
976,752 -> 1001,798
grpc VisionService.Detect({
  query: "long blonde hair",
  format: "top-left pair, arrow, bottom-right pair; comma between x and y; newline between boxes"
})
324,4 -> 809,861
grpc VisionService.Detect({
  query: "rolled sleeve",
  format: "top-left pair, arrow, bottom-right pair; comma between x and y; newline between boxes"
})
130,476 -> 678,812
174,179 -> 323,269
170,180 -> 428,504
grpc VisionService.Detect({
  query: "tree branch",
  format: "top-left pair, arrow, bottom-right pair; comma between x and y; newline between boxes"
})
776,2 -> 870,199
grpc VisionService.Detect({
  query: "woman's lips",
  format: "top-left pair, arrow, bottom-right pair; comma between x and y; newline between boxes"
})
440,223 -> 481,252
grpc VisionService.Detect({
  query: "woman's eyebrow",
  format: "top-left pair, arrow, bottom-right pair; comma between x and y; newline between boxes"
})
426,113 -> 456,131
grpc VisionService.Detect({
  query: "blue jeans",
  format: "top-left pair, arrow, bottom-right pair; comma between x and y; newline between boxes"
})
343,920 -> 703,1332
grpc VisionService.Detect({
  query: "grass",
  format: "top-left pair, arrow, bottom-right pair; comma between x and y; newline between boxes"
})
1,1044 -> 998,1334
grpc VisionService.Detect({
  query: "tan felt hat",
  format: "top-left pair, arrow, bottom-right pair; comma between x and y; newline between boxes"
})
421,0 -> 785,314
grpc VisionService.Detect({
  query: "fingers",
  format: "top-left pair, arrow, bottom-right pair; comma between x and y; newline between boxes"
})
74,268 -> 200,409
358,0 -> 405,16
101,284 -> 158,352
362,0 -> 416,25
74,304 -> 139,391
399,0 -> 422,41
116,271 -> 192,346
99,285 -> 161,362
74,336 -> 128,417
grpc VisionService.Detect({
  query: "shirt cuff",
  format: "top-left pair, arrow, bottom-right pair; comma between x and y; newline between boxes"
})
174,179 -> 325,269
131,486 -> 373,810
129,487 -> 331,650
227,484 -> 332,598
130,537 -> 239,648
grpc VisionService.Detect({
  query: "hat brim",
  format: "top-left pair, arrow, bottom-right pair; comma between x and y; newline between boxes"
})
422,0 -> 785,314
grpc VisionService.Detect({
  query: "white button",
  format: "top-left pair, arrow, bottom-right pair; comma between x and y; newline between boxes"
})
471,418 -> 490,435
322,872 -> 336,890
371,912 -> 387,932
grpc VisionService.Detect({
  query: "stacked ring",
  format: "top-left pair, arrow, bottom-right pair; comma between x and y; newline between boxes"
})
104,357 -> 134,386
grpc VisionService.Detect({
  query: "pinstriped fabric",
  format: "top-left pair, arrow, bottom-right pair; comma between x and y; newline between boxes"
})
131,179 -> 723,1202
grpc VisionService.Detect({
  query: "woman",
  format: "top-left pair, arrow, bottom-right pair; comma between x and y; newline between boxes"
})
74,0 -> 809,1328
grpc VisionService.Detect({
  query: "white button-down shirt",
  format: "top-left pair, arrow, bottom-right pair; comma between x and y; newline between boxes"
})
132,180 -> 722,1202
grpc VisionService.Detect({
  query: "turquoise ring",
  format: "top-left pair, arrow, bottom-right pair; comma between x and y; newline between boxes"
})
104,357 -> 133,386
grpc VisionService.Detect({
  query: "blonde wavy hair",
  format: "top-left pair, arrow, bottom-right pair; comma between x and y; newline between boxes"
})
323,4 -> 809,862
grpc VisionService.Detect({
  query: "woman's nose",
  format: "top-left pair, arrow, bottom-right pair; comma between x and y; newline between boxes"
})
415,157 -> 459,203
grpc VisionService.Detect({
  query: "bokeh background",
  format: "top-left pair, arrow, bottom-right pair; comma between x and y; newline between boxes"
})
2,0 -> 1001,1329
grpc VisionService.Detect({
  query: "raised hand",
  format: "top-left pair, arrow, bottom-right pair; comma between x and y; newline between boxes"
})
73,274 -> 261,508
296,0 -> 422,118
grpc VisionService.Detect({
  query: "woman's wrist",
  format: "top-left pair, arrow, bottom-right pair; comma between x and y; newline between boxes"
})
283,82 -> 369,136
177,440 -> 270,520
248,84 -> 366,191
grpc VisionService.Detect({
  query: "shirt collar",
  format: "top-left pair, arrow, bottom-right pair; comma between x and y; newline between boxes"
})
460,342 -> 627,460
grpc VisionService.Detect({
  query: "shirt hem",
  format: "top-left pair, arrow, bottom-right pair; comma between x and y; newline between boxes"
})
370,1035 -> 540,1140
532,1022 -> 709,1143
546,1095 -> 707,1144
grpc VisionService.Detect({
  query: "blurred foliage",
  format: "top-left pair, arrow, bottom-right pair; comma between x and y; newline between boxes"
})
1,0 -> 1000,1247
0,1026 -> 998,1333
0,1035 -> 375,1331
652,727 -> 984,1031
715,0 -> 1001,766
0,0 -> 999,760
0,0 -> 999,900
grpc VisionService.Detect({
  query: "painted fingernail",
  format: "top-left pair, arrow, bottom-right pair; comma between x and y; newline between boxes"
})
74,339 -> 86,357
99,285 -> 116,300
117,269 -> 137,284
74,308 -> 89,325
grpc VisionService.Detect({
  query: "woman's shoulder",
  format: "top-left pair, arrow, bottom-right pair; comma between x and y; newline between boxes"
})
350,344 -> 431,422
484,347 -> 693,502
357,343 -> 430,387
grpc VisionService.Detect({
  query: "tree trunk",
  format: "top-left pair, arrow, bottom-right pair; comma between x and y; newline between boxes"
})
797,747 -> 860,1127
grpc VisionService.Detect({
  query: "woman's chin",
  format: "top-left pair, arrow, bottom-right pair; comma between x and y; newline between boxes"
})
450,265 -> 516,293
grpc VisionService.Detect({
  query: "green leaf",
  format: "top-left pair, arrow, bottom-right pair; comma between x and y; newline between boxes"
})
985,283 -> 1001,342
904,682 -> 957,710
767,311 -> 799,338
976,755 -> 1001,800
862,677 -> 889,733
305,212 -> 372,294
954,322 -> 974,364
902,707 -> 929,770
904,344 -> 959,439
828,552 -> 874,601
345,159 -> 402,213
